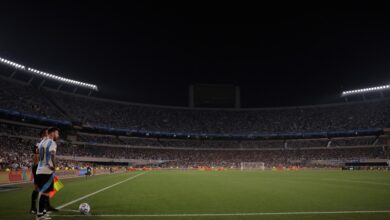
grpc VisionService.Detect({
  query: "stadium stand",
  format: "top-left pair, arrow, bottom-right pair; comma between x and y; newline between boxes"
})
0,77 -> 389,170
0,79 -> 66,120
48,89 -> 390,134
0,77 -> 389,135
0,122 -> 388,170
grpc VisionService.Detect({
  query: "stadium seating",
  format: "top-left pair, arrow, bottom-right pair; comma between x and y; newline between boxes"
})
0,77 -> 389,170
0,78 -> 389,135
50,89 -> 390,134
0,80 -> 66,120
0,123 -> 388,170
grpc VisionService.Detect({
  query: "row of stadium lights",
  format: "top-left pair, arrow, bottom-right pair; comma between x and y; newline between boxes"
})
0,57 -> 25,69
2,56 -> 388,96
0,57 -> 98,91
342,85 -> 390,96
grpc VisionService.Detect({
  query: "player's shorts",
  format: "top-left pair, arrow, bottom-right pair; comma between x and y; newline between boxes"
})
35,174 -> 54,193
32,165 -> 38,184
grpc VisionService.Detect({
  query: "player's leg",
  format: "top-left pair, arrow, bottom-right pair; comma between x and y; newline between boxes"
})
30,184 -> 39,214
46,198 -> 58,212
30,165 -> 38,214
37,192 -> 51,219
36,174 -> 54,219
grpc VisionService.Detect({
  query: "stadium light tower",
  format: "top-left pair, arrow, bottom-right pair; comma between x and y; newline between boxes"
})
341,84 -> 390,98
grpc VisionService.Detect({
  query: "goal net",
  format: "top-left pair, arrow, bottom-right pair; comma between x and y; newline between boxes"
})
240,162 -> 265,171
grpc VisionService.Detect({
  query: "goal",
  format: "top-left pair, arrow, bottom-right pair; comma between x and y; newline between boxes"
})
240,162 -> 265,171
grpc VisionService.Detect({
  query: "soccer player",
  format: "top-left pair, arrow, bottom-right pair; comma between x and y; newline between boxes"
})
86,165 -> 92,178
35,127 -> 60,220
31,128 -> 58,214
30,128 -> 47,214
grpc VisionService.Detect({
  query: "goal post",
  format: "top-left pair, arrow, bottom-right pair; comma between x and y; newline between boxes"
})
240,162 -> 265,171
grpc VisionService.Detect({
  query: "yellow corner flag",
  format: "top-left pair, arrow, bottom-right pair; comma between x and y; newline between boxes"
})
48,176 -> 64,198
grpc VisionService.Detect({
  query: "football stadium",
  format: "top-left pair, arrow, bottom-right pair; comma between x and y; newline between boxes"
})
1,4 -> 390,220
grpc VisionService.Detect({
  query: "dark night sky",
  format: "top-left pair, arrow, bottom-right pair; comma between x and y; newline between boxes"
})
1,3 -> 390,107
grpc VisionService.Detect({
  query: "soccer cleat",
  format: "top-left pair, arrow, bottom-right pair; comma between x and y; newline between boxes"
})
30,208 -> 37,214
36,214 -> 51,220
43,214 -> 52,220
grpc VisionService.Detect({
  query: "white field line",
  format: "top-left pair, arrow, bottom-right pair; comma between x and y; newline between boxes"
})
56,172 -> 146,210
60,209 -> 81,213
323,178 -> 390,186
54,210 -> 390,218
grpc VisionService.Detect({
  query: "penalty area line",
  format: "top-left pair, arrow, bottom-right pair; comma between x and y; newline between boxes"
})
56,172 -> 147,210
54,210 -> 390,217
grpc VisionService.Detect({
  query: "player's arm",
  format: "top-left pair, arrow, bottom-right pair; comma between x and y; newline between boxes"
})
32,146 -> 39,163
49,142 -> 57,171
33,152 -> 39,161
50,151 -> 56,171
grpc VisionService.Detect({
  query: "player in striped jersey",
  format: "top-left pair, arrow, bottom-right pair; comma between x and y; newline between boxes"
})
35,127 -> 60,220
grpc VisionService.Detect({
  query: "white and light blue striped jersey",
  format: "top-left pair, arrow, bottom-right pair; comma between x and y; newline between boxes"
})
36,138 -> 57,175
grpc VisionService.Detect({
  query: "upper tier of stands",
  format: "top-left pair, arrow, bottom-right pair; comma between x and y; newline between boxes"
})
1,77 -> 389,136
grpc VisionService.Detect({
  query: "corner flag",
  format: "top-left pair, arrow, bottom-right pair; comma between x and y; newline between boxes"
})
48,176 -> 64,198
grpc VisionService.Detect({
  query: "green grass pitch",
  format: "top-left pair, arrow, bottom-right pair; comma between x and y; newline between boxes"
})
1,170 -> 390,220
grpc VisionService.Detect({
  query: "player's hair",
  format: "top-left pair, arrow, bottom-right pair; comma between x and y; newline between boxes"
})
39,128 -> 48,137
47,127 -> 60,134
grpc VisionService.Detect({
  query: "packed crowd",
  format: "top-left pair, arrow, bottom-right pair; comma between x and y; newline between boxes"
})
0,80 -> 65,120
77,134 -> 123,145
1,129 -> 388,169
77,133 -> 385,149
1,77 -> 389,170
0,123 -> 42,137
51,90 -> 390,134
0,78 -> 389,135
0,136 -> 93,171
0,120 -> 386,150
0,136 -> 34,170
23,142 -> 390,168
